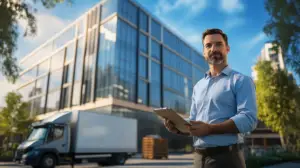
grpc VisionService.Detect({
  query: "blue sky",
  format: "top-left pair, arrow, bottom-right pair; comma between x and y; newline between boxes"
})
0,0 -> 282,106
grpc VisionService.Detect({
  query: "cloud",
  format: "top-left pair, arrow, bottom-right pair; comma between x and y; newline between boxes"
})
220,0 -> 244,13
247,32 -> 267,49
224,17 -> 245,30
19,13 -> 70,47
0,75 -> 17,107
155,0 -> 207,17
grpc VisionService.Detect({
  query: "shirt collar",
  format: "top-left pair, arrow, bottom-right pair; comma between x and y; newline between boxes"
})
205,66 -> 232,79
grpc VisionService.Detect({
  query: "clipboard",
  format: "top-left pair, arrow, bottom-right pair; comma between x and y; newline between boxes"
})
153,107 -> 191,134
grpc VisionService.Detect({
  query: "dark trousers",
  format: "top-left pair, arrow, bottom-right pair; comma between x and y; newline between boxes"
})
193,147 -> 246,168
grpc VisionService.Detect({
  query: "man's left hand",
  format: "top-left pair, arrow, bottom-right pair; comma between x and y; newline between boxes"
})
186,121 -> 212,137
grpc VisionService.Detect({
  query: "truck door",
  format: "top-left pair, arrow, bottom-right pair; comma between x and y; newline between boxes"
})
44,125 -> 68,153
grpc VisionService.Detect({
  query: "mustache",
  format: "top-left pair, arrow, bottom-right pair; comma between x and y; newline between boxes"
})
209,51 -> 223,57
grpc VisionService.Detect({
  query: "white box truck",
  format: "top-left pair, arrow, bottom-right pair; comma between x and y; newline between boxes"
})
14,110 -> 138,168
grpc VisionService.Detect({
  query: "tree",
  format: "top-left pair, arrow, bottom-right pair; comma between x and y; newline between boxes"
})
0,0 -> 71,83
255,60 -> 300,151
0,92 -> 33,149
263,0 -> 300,78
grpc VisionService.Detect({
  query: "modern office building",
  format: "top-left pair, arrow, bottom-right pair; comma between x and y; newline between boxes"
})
16,0 -> 209,151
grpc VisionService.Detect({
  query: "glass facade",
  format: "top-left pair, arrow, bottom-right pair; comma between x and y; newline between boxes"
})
17,0 -> 208,151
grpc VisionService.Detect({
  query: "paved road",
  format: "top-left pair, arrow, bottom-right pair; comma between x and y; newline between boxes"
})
0,154 -> 194,168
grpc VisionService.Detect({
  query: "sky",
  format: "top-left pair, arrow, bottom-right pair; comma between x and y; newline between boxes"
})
0,0 -> 283,106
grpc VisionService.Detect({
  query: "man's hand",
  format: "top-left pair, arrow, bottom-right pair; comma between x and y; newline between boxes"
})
187,121 -> 212,137
164,118 -> 179,134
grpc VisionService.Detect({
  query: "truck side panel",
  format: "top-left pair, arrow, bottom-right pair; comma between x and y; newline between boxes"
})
75,112 -> 137,153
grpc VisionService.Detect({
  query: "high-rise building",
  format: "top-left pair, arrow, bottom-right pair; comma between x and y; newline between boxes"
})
252,42 -> 285,80
16,0 -> 209,151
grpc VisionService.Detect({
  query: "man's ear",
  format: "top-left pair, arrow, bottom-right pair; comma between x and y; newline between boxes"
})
227,45 -> 230,53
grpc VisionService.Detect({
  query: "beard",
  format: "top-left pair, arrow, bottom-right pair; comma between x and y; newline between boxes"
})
206,51 -> 225,65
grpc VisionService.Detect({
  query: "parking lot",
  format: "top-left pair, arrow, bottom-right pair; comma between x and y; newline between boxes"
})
0,153 -> 194,168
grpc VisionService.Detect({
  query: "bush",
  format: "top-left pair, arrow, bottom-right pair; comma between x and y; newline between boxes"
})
0,150 -> 13,157
246,151 -> 300,168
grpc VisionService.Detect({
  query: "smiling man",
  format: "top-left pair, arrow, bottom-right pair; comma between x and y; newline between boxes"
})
164,28 -> 257,168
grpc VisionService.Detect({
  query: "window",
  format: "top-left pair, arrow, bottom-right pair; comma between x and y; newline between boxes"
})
108,19 -> 137,102
193,67 -> 205,85
51,50 -> 65,71
46,90 -> 61,112
32,96 -> 45,116
19,67 -> 37,84
139,10 -> 148,32
151,19 -> 161,41
151,40 -> 161,61
78,18 -> 85,35
17,82 -> 35,101
139,33 -> 148,54
139,55 -> 148,78
150,61 -> 161,107
74,38 -> 85,81
37,59 -> 49,77
101,0 -> 118,20
119,0 -> 138,25
63,64 -> 73,84
48,126 -> 64,142
62,87 -> 70,108
65,42 -> 75,62
53,27 -> 75,50
163,90 -> 186,114
72,82 -> 81,106
96,16 -> 118,99
138,80 -> 148,105
35,76 -> 48,95
192,51 -> 208,70
49,68 -> 63,91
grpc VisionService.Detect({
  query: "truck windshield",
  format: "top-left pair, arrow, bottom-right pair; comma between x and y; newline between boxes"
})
27,127 -> 48,141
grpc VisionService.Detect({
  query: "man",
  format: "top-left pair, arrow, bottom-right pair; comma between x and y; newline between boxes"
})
164,28 -> 257,168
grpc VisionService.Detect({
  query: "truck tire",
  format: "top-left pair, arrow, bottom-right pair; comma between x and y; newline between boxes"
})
40,154 -> 56,168
113,153 -> 127,165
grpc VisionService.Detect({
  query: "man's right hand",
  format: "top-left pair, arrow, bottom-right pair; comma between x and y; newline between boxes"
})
164,118 -> 180,134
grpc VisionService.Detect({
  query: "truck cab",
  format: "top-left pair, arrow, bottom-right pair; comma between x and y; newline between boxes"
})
15,123 -> 71,168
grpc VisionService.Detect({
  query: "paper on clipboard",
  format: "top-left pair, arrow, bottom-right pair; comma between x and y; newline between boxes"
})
154,107 -> 191,134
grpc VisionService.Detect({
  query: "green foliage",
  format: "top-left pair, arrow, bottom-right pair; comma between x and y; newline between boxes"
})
0,92 -> 33,145
264,0 -> 300,77
246,151 -> 300,168
255,60 -> 300,150
0,0 -> 71,83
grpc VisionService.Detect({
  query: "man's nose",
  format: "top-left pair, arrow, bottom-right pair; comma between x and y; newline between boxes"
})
211,44 -> 217,52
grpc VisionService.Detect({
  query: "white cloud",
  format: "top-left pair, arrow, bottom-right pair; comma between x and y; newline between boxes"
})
155,0 -> 207,17
19,13 -> 70,47
224,17 -> 245,30
220,0 -> 244,13
248,32 -> 267,49
0,75 -> 17,107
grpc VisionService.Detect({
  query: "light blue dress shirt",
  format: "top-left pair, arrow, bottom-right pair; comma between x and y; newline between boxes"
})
189,66 -> 257,148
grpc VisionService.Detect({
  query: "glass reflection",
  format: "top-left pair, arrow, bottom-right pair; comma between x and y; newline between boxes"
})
46,90 -> 61,113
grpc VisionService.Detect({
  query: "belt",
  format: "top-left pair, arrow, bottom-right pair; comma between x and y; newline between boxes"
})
194,144 -> 242,156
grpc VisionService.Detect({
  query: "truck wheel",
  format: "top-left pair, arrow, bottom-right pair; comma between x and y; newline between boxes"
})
114,153 -> 127,165
40,154 -> 56,168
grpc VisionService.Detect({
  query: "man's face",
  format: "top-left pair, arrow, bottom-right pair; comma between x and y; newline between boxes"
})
203,34 -> 230,65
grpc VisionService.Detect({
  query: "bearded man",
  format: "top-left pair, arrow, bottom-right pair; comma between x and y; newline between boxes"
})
164,28 -> 257,168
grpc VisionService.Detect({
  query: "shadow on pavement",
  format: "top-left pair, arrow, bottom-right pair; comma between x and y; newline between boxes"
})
125,161 -> 193,166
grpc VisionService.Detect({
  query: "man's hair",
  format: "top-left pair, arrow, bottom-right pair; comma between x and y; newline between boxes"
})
202,28 -> 228,45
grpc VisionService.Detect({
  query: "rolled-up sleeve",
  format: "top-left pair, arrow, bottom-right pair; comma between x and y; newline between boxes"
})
230,75 -> 257,133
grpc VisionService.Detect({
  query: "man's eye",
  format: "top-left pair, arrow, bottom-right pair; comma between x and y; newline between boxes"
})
205,44 -> 211,48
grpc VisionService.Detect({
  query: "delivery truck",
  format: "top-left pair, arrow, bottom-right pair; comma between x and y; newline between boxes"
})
14,110 -> 138,168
